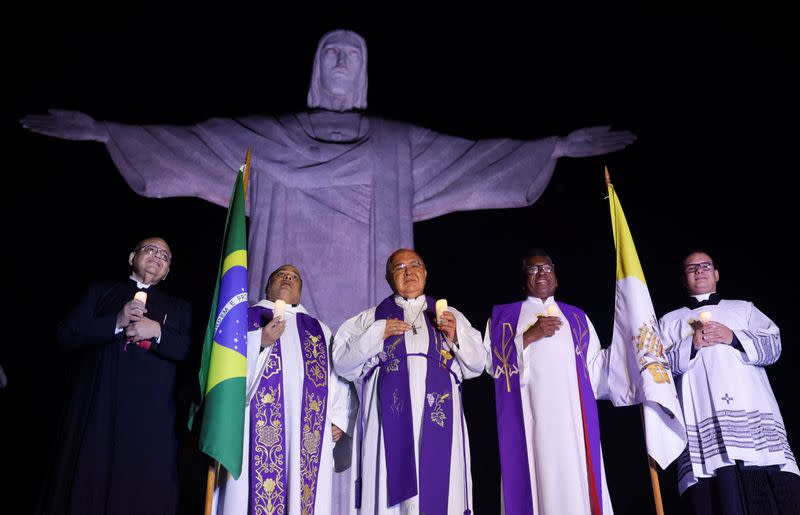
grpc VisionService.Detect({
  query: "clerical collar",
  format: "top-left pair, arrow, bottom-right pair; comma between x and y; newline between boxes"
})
265,299 -> 301,309
687,292 -> 720,308
129,275 -> 153,289
395,294 -> 426,306
526,296 -> 555,305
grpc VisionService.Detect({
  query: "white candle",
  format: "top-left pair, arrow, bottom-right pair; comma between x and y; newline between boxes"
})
274,299 -> 286,320
699,311 -> 712,324
133,291 -> 148,305
546,304 -> 560,317
436,299 -> 448,321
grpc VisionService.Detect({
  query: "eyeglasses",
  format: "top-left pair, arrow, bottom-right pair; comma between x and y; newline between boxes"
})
391,260 -> 424,274
136,244 -> 172,262
684,262 -> 714,274
526,264 -> 554,275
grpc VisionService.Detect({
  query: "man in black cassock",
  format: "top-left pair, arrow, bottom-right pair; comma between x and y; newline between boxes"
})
39,236 -> 192,515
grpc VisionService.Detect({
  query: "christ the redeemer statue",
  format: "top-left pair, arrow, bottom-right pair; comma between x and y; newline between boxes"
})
21,29 -> 635,330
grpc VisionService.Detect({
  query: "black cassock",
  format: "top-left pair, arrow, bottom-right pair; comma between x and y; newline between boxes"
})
40,278 -> 191,515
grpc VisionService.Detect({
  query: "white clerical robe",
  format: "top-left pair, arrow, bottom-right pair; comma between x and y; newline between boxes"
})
483,296 -> 615,515
659,298 -> 799,494
332,295 -> 486,515
216,300 -> 355,515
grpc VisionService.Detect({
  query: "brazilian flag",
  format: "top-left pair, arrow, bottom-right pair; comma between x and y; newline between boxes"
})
189,169 -> 248,479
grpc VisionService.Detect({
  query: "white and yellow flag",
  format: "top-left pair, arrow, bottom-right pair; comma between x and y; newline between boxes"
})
605,167 -> 687,469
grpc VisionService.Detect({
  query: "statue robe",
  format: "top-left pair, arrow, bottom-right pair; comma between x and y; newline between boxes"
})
103,111 -> 558,329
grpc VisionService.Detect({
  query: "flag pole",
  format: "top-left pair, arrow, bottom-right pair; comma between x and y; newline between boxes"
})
204,459 -> 220,515
606,165 -> 666,515
196,150 -> 252,515
641,407 -> 665,515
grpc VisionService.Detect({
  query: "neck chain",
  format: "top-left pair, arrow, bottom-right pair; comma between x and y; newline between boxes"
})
408,300 -> 426,335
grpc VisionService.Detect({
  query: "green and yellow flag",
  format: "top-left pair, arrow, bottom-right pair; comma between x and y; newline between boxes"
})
189,165 -> 249,479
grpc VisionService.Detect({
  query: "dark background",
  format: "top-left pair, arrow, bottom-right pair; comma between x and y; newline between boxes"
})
2,7 -> 798,514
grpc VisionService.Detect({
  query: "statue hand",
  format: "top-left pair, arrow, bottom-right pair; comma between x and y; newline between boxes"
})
19,109 -> 108,142
553,126 -> 636,158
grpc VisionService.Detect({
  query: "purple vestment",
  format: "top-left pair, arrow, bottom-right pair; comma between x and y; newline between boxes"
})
371,295 -> 454,514
490,301 -> 603,515
248,305 -> 329,515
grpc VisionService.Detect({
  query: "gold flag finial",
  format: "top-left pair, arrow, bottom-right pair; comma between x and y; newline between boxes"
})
604,165 -> 611,186
243,147 -> 251,200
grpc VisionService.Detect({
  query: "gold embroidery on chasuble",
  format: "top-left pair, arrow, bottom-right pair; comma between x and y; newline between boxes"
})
303,330 -> 328,388
300,392 -> 326,514
493,322 -> 519,392
571,313 -> 591,379
253,354 -> 286,515
299,327 -> 328,514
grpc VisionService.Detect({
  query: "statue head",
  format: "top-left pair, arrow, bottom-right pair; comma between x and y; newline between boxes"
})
307,29 -> 368,112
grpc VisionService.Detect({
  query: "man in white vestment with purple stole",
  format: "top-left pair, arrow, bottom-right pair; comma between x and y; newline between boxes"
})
333,249 -> 486,515
216,264 -> 355,515
659,250 -> 800,514
484,249 -> 616,515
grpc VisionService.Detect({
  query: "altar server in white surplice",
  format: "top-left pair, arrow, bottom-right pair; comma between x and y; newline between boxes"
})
332,248 -> 486,515
483,249 -> 616,515
659,250 -> 800,515
216,264 -> 356,515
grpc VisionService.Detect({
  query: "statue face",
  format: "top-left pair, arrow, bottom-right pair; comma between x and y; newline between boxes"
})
319,34 -> 363,97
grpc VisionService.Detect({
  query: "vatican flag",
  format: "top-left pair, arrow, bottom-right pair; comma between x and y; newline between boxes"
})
605,167 -> 687,469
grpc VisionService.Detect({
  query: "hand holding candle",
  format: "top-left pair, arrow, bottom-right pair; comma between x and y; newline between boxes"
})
436,299 -> 448,323
274,299 -> 287,321
133,291 -> 148,305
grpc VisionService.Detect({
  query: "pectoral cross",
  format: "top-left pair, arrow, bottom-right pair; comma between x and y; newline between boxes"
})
411,325 -> 419,335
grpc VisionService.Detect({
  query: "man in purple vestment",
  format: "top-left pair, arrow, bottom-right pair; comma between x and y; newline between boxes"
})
483,249 -> 615,514
217,264 -> 355,515
332,249 -> 486,514
20,29 -> 635,331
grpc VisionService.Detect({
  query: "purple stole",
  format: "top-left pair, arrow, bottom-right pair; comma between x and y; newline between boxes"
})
247,306 -> 329,515
490,301 -> 603,515
369,295 -> 456,514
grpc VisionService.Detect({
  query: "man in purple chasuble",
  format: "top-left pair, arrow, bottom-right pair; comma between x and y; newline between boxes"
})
215,264 -> 356,515
20,29 -> 635,333
40,237 -> 191,515
483,249 -> 615,515
332,249 -> 486,515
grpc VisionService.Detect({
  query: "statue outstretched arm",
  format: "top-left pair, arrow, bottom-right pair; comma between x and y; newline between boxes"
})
553,126 -> 636,158
19,109 -> 109,143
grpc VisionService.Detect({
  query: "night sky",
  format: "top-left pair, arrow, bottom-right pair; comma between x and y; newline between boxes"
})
3,7 -> 798,514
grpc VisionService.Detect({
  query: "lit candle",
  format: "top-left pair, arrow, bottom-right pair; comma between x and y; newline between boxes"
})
274,299 -> 286,320
699,311 -> 712,324
546,304 -> 560,317
133,291 -> 148,305
436,299 -> 449,322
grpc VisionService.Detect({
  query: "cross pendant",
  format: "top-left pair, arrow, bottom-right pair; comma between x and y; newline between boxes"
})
412,325 -> 418,335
